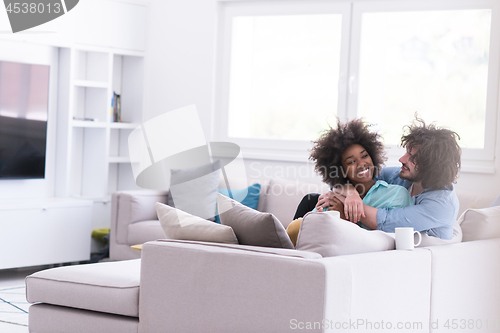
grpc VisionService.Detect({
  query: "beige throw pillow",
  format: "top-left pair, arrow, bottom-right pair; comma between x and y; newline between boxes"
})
459,206 -> 500,242
295,212 -> 395,257
217,193 -> 294,249
156,202 -> 238,244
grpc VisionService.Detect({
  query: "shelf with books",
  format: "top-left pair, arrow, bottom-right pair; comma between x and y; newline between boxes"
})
112,53 -> 144,124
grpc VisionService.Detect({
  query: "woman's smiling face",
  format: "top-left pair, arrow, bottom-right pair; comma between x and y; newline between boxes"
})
341,144 -> 374,185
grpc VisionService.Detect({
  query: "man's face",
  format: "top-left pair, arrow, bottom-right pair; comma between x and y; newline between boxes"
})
399,145 -> 419,181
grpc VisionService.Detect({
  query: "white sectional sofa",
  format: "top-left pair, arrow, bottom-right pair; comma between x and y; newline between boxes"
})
26,179 -> 500,333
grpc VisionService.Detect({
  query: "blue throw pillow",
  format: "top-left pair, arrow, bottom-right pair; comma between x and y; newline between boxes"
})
214,183 -> 261,223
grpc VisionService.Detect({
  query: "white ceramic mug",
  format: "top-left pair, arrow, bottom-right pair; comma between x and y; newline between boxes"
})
395,227 -> 422,250
324,210 -> 340,218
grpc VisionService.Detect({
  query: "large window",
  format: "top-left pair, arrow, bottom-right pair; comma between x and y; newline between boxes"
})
217,0 -> 500,169
228,14 -> 342,141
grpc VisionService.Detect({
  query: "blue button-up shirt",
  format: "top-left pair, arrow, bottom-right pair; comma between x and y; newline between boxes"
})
375,167 -> 458,239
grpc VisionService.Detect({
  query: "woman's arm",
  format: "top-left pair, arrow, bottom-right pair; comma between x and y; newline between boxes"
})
331,184 -> 365,222
358,205 -> 378,229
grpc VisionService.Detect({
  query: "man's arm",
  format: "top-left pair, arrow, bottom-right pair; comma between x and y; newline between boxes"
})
371,195 -> 457,238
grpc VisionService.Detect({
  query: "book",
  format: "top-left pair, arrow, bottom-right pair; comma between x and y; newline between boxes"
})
112,92 -> 122,122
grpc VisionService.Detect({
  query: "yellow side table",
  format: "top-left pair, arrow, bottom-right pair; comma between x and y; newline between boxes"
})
131,244 -> 143,251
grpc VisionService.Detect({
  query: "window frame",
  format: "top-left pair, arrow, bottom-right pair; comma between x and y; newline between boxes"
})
214,0 -> 500,171
214,0 -> 352,161
347,0 -> 500,172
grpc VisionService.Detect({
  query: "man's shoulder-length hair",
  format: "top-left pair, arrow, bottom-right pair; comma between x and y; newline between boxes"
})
401,117 -> 461,190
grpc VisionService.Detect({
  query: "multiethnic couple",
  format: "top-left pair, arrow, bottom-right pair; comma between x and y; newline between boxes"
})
286,117 -> 461,245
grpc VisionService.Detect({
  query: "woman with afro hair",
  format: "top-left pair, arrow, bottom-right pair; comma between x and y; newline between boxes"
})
286,119 -> 412,245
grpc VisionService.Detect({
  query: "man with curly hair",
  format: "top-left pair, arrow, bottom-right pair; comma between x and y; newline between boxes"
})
316,117 -> 461,240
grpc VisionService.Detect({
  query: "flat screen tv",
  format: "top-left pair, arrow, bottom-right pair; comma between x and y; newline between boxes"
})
0,60 -> 50,179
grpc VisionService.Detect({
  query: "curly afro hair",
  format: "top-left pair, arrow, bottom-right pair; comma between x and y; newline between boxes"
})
401,117 -> 461,189
310,119 -> 386,187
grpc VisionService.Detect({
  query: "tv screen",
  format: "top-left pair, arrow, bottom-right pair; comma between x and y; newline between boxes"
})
0,60 -> 50,179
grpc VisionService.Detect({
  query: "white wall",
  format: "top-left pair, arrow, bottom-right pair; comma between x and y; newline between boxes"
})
143,0 -> 218,139
144,0 -> 500,199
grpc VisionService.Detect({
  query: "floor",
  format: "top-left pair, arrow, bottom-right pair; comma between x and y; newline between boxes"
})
0,266 -> 52,333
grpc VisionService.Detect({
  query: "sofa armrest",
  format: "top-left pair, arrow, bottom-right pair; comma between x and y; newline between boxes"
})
139,240 -> 432,333
425,239 -> 500,328
139,240 -> 334,333
109,190 -> 169,260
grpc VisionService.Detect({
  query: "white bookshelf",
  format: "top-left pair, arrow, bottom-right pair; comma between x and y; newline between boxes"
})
58,48 -> 144,202
55,40 -> 146,242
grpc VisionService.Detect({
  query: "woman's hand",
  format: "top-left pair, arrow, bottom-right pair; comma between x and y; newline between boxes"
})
344,190 -> 365,223
329,196 -> 347,220
315,191 -> 348,220
315,191 -> 334,211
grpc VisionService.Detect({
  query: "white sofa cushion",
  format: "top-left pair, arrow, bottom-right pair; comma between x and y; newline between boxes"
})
156,202 -> 238,244
26,259 -> 141,317
459,206 -> 500,242
295,211 -> 395,257
217,193 -> 294,249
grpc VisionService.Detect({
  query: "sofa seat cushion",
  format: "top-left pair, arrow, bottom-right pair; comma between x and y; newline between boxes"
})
127,220 -> 165,245
26,259 -> 141,318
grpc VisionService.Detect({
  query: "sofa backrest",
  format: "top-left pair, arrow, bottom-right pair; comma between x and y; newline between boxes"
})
218,176 -> 329,228
455,190 -> 498,218
261,178 -> 330,228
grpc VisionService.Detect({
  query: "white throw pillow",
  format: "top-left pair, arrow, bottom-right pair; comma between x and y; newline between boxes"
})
156,202 -> 238,244
458,206 -> 500,242
169,160 -> 220,220
295,211 -> 395,257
